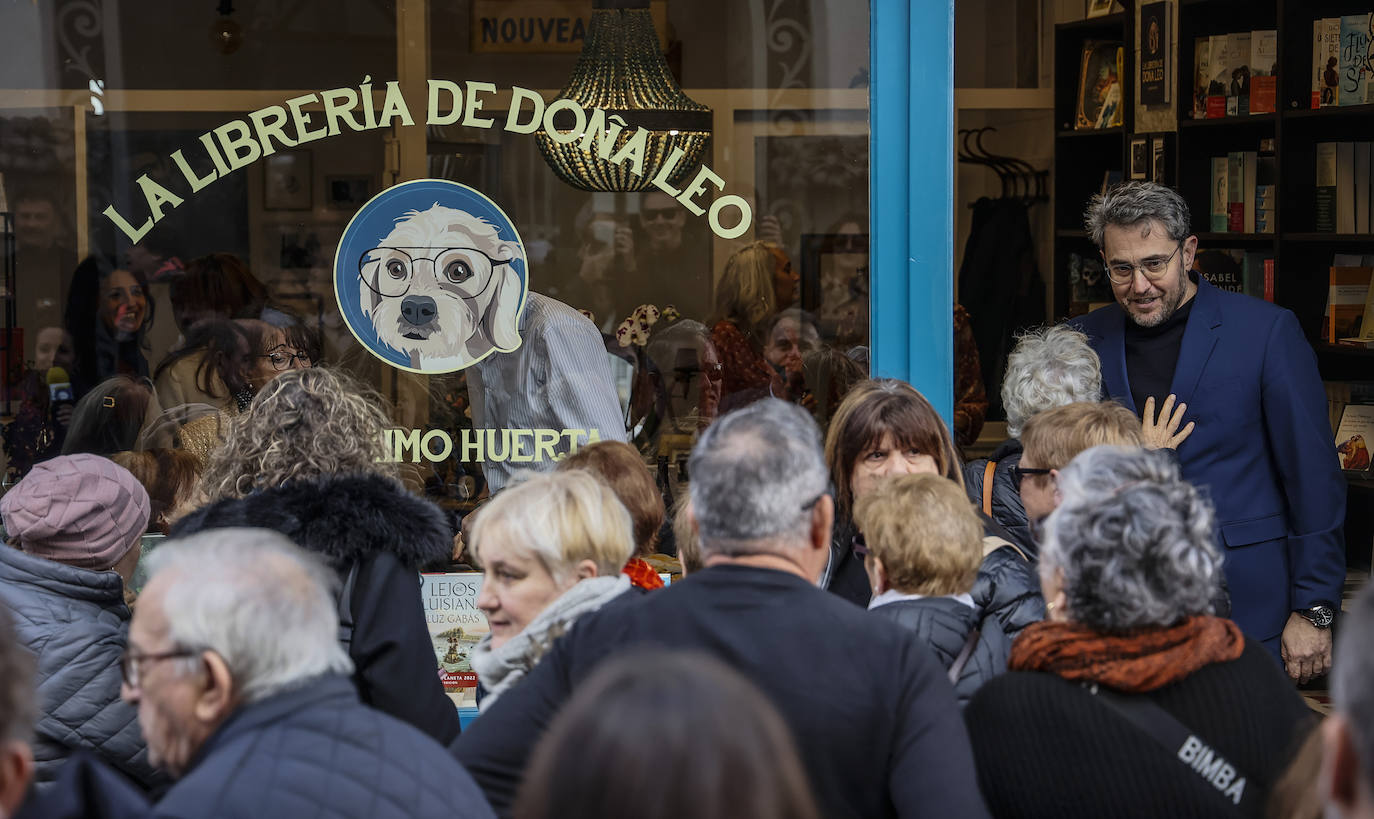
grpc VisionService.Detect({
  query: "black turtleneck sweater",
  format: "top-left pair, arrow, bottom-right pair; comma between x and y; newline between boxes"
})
1124,293 -> 1195,413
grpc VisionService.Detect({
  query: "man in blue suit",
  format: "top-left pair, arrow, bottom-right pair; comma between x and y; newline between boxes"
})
1070,181 -> 1345,683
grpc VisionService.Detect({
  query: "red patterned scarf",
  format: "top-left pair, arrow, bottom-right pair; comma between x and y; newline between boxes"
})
621,558 -> 664,591
1009,616 -> 1245,692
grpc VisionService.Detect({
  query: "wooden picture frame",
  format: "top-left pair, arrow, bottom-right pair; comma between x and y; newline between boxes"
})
1129,136 -> 1149,179
1086,0 -> 1115,18
264,151 -> 312,210
326,175 -> 372,210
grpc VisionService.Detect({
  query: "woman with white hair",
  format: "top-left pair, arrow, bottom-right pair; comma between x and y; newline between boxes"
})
965,445 -> 1313,818
469,470 -> 635,710
963,325 -> 1102,557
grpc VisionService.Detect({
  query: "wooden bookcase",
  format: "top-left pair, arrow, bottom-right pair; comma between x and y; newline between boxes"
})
1054,0 -> 1374,378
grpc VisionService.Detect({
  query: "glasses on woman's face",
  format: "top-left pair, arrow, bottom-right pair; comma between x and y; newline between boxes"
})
259,347 -> 311,371
357,246 -> 511,299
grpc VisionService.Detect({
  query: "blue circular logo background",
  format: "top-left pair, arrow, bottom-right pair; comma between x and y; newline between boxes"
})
333,179 -> 528,372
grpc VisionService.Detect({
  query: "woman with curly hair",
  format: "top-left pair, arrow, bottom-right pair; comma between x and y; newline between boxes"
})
170,367 -> 461,744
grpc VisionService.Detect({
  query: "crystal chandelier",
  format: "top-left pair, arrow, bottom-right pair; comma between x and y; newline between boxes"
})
537,0 -> 712,192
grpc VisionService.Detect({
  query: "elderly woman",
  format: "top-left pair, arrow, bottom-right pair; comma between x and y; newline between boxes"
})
557,440 -> 667,590
0,454 -> 163,790
856,473 -> 1010,705
963,325 -> 1102,556
170,367 -> 460,744
711,241 -> 796,408
824,379 -> 1042,639
468,470 -> 634,709
965,446 -> 1314,818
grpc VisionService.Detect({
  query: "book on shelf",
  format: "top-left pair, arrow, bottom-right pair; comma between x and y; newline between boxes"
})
1360,143 -> 1373,235
1068,251 -> 1113,305
1336,404 -> 1374,473
1210,157 -> 1228,232
1207,34 -> 1230,118
1340,279 -> 1374,347
1341,15 -> 1374,106
1315,18 -> 1341,108
1225,31 -> 1252,116
1255,154 -> 1276,234
1140,2 -> 1170,105
1193,37 -> 1211,119
1325,266 -> 1373,344
1193,248 -> 1272,301
1316,143 -> 1339,233
1076,41 -> 1125,130
1249,30 -> 1277,114
1225,151 -> 1258,233
1263,258 -> 1275,302
1326,381 -> 1374,434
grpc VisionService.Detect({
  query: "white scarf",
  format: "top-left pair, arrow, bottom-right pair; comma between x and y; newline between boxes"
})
470,574 -> 631,711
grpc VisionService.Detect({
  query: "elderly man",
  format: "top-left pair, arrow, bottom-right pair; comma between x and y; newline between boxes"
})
1322,587 -> 1374,819
1071,181 -> 1346,682
122,528 -> 495,819
454,398 -> 988,818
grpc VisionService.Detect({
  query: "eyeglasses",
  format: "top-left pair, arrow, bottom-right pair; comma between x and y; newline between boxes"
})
259,347 -> 311,371
357,246 -> 511,300
1104,243 -> 1182,284
1011,465 -> 1052,484
851,532 -> 869,557
641,207 -> 678,222
120,648 -> 199,689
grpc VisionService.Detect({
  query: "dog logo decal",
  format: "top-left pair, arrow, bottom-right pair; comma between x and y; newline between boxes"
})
334,179 -> 528,373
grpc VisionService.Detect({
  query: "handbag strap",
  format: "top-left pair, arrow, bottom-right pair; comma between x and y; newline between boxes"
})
337,560 -> 361,650
1079,681 -> 1254,815
981,460 -> 997,517
947,627 -> 981,684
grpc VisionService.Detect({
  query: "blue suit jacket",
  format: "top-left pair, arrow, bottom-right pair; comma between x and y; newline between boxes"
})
1071,277 -> 1346,641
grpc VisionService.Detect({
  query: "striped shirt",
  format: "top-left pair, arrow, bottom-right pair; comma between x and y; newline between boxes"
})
468,292 -> 628,491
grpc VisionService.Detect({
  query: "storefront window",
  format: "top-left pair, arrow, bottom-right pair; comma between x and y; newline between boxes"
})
0,0 -> 871,510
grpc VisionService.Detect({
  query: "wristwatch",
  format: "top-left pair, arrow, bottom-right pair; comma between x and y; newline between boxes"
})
1297,604 -> 1336,629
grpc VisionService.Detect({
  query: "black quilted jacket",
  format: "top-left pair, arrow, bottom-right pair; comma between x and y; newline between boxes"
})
869,596 -> 1011,706
151,675 -> 494,819
963,438 -> 1037,559
172,473 -> 461,745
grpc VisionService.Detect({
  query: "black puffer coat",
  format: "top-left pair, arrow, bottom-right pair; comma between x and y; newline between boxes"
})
963,438 -> 1037,559
172,473 -> 461,744
870,597 -> 1011,706
973,543 -> 1046,641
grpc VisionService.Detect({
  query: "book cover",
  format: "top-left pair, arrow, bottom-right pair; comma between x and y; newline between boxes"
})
1255,154 -> 1277,233
1195,37 -> 1212,119
1140,2 -> 1170,105
1068,252 -> 1113,304
1318,19 -> 1341,107
1076,41 -> 1125,129
1211,156 -> 1229,232
1341,14 -> 1373,106
1241,251 -> 1272,300
1316,143 -> 1338,232
1250,30 -> 1277,114
1193,248 -> 1246,294
1340,281 -> 1374,346
1208,34 -> 1230,117
1263,258 -> 1275,302
422,572 -> 488,709
1335,404 -> 1374,472
1325,266 -> 1373,343
1225,31 -> 1252,116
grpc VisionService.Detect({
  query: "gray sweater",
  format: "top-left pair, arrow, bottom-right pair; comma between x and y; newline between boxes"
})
0,545 -> 163,790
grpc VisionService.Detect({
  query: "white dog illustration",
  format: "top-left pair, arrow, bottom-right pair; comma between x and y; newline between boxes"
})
359,203 -> 526,371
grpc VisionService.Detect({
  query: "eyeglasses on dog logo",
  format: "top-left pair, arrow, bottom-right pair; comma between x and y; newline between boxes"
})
335,179 -> 528,373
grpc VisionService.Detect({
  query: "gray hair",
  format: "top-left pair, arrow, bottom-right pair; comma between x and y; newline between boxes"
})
1084,181 -> 1191,248
1335,587 -> 1374,792
1041,446 -> 1222,631
1001,326 -> 1103,438
147,528 -> 354,703
688,398 -> 828,555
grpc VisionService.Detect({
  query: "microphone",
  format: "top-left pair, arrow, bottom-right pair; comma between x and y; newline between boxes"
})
46,367 -> 74,431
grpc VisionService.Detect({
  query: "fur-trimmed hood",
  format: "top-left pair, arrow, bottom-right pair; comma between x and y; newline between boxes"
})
172,473 -> 452,570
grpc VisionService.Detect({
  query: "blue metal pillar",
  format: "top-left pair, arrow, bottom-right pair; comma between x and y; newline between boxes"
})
870,0 -> 955,425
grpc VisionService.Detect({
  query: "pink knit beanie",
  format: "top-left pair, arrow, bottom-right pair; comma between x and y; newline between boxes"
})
1,454 -> 151,571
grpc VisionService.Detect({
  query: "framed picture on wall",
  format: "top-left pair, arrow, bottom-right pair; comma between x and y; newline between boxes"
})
326,175 -> 372,210
264,151 -> 312,210
1086,0 -> 1116,17
1129,136 -> 1149,179
1151,136 -> 1168,183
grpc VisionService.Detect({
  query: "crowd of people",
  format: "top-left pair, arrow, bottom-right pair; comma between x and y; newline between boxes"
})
0,180 -> 1361,818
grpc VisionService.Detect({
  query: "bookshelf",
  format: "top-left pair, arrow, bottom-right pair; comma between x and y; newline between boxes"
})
1052,0 -> 1374,380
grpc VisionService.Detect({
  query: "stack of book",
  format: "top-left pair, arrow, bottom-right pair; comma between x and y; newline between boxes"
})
1208,150 -> 1277,234
1316,142 -> 1374,233
1324,254 -> 1374,346
1193,248 -> 1274,302
1192,29 -> 1278,118
1312,15 -> 1374,108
